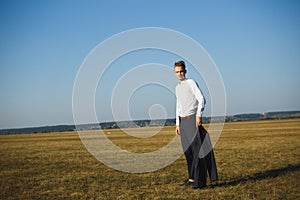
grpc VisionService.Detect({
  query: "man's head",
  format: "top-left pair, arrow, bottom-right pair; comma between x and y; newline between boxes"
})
174,60 -> 187,82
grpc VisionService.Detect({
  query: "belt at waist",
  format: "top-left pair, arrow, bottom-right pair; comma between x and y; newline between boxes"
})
179,114 -> 195,120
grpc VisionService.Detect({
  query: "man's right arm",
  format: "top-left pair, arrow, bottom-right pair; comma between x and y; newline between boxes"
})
175,96 -> 180,135
176,125 -> 180,135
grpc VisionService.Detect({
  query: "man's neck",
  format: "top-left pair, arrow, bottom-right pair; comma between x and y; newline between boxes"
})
179,78 -> 186,84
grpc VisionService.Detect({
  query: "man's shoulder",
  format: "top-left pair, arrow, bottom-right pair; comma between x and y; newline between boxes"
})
186,79 -> 200,89
186,79 -> 196,84
186,78 -> 194,82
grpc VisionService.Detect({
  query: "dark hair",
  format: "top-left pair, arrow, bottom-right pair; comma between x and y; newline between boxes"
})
174,60 -> 186,70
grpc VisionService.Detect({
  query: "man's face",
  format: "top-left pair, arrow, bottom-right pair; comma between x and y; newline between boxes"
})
174,66 -> 186,81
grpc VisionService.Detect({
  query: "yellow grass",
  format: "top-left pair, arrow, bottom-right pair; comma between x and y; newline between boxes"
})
0,119 -> 299,199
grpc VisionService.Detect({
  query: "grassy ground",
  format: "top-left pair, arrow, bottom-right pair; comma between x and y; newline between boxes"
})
0,119 -> 299,199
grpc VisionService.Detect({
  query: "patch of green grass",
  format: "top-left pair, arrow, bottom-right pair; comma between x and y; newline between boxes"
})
0,119 -> 299,199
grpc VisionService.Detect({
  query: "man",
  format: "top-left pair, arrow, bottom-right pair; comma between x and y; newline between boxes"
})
174,60 -> 217,189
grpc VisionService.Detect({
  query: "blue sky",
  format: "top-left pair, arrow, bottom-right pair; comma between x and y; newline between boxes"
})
0,0 -> 299,129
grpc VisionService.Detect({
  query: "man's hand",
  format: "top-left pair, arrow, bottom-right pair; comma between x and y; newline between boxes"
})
175,125 -> 180,135
196,116 -> 202,127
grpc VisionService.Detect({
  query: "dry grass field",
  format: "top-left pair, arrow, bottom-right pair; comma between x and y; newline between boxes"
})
0,119 -> 299,199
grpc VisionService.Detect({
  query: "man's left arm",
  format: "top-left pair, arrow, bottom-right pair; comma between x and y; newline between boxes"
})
189,80 -> 205,126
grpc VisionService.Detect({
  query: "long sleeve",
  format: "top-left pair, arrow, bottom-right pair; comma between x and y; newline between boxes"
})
187,80 -> 205,117
176,96 -> 181,126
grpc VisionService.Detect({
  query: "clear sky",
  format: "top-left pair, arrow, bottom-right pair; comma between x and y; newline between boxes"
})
0,0 -> 299,129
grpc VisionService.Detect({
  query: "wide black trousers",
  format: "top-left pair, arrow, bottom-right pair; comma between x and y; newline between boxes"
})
198,125 -> 218,182
180,116 -> 218,187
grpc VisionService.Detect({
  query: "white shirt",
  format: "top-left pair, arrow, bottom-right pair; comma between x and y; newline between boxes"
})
175,78 -> 205,125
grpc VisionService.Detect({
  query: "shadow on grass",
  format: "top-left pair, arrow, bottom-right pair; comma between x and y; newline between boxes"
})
210,164 -> 300,188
